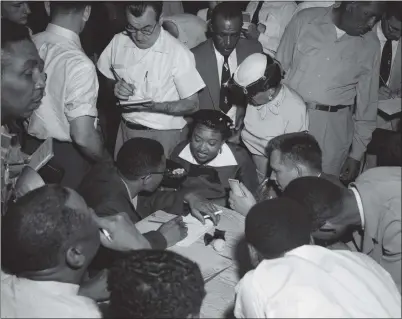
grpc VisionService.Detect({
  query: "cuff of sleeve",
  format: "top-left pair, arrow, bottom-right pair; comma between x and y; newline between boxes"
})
143,231 -> 167,250
66,104 -> 98,122
174,71 -> 205,99
350,146 -> 364,161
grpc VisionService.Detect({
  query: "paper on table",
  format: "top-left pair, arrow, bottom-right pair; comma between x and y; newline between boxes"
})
378,98 -> 401,115
135,211 -> 214,247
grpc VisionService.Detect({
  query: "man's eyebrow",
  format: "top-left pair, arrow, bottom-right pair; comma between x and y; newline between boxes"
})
22,59 -> 38,70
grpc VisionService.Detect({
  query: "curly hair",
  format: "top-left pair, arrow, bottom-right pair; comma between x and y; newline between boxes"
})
283,176 -> 345,231
191,109 -> 233,140
245,198 -> 312,259
1,185 -> 92,275
125,1 -> 163,20
108,250 -> 206,318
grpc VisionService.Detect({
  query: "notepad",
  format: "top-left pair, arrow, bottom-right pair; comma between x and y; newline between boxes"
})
136,211 -> 214,247
378,98 -> 401,116
118,98 -> 152,106
27,138 -> 54,171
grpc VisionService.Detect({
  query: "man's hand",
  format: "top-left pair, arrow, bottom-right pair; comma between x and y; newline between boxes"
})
78,269 -> 110,302
244,23 -> 260,40
228,182 -> 256,216
93,212 -> 151,251
157,216 -> 188,247
340,157 -> 361,185
114,79 -> 135,100
184,192 -> 219,225
379,86 -> 392,101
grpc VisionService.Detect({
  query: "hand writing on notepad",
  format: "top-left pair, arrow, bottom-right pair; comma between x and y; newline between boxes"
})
114,78 -> 135,100
184,192 -> 220,226
158,216 -> 188,247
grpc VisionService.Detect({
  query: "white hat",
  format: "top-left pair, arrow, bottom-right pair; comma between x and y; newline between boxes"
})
233,53 -> 268,88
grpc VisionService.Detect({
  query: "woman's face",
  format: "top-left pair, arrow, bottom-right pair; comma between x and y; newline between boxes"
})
190,124 -> 224,164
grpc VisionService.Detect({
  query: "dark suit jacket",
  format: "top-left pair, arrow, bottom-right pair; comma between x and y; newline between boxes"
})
78,162 -> 167,250
192,38 -> 263,118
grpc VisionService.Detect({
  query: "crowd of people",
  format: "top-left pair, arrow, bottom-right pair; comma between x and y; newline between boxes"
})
1,1 -> 401,318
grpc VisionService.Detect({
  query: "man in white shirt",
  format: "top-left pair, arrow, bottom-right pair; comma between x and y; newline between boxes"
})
97,2 -> 205,159
25,2 -> 108,189
284,167 -> 402,292
244,1 -> 297,57
293,1 -> 334,16
234,198 -> 401,318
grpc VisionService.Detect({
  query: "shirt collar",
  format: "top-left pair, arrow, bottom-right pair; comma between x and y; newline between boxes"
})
349,185 -> 365,229
213,43 -> 236,61
310,5 -> 334,25
178,143 -> 237,167
377,23 -> 388,42
257,85 -> 285,115
46,23 -> 81,48
13,277 -> 80,295
123,28 -> 169,54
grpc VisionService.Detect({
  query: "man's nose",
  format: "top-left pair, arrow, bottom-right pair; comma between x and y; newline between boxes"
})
35,71 -> 47,89
23,3 -> 31,15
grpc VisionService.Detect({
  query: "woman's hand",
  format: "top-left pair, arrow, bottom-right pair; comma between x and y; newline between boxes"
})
184,192 -> 220,226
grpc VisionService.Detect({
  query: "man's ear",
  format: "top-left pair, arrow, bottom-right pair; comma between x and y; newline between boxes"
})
66,244 -> 86,269
83,5 -> 91,22
142,174 -> 152,186
158,12 -> 164,25
44,1 -> 50,16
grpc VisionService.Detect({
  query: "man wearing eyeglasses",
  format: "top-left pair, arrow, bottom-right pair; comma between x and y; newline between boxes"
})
78,137 -> 188,272
97,1 -> 205,159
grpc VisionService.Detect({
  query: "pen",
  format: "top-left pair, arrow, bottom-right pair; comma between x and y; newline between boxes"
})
110,65 -> 126,83
148,220 -> 165,224
204,210 -> 223,220
145,71 -> 148,81
100,229 -> 112,241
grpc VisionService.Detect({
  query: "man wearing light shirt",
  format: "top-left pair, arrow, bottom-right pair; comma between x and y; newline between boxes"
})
97,2 -> 205,159
25,2 -> 108,189
276,2 -> 385,182
244,1 -> 297,57
235,198 -> 401,318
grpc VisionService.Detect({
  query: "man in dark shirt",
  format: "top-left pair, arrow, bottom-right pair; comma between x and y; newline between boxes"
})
78,137 -> 186,251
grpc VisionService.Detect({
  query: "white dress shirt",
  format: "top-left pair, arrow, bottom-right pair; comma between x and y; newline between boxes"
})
28,24 -> 99,142
241,84 -> 308,155
1,271 -> 101,318
293,1 -> 334,16
245,1 -> 297,56
377,23 -> 399,86
213,45 -> 238,124
235,245 -> 401,318
97,29 -> 205,130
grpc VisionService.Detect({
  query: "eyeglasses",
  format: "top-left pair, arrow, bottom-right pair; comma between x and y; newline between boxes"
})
125,22 -> 157,36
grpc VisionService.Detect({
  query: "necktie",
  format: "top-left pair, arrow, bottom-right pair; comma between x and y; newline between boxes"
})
379,39 -> 392,87
219,56 -> 232,113
251,1 -> 264,25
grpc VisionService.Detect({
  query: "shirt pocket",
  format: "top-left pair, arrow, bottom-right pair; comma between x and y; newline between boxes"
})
295,42 -> 320,72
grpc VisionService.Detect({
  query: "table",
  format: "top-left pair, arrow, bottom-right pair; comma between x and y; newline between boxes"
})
136,207 -> 246,318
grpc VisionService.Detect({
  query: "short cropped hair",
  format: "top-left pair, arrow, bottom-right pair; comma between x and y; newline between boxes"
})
245,198 -> 312,259
1,185 -> 92,275
385,2 -> 402,21
211,2 -> 243,27
125,1 -> 163,21
266,132 -> 322,172
116,137 -> 164,180
49,1 -> 89,16
1,18 -> 30,49
283,176 -> 345,230
108,250 -> 206,318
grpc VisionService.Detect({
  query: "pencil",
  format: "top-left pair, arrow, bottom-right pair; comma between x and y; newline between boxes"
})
204,210 -> 223,220
100,229 -> 112,241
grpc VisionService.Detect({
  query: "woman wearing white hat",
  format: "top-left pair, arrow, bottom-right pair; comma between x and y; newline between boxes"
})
231,53 -> 308,181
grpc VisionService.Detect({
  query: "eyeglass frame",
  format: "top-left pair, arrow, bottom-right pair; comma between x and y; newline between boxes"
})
125,22 -> 158,36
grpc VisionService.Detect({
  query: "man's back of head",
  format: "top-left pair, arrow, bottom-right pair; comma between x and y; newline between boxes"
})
245,197 -> 312,265
48,1 -> 91,34
1,184 -> 99,280
108,249 -> 206,318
